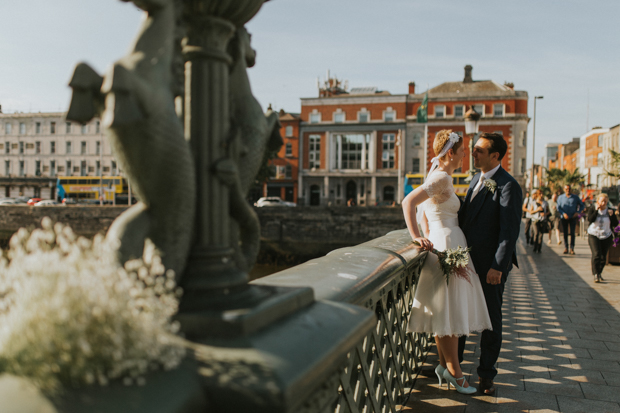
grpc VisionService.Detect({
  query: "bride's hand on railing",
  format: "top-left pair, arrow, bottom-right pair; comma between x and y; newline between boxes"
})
413,237 -> 434,251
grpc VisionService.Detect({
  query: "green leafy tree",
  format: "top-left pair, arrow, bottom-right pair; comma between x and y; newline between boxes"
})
605,149 -> 620,181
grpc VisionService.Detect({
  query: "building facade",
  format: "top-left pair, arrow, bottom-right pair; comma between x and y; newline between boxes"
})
297,65 -> 529,206
580,127 -> 608,189
601,124 -> 620,188
0,111 -> 116,199
264,110 -> 301,202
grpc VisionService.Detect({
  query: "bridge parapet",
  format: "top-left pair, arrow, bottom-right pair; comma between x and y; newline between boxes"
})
254,229 -> 430,412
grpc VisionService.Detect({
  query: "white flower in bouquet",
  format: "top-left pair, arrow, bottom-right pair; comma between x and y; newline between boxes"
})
0,218 -> 185,393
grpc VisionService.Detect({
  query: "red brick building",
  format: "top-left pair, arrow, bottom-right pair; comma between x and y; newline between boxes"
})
263,110 -> 301,202
297,65 -> 530,206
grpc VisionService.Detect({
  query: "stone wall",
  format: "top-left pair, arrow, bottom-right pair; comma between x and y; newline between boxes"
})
0,206 -> 407,262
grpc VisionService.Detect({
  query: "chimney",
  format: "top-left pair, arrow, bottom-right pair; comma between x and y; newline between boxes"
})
463,65 -> 473,83
408,82 -> 416,94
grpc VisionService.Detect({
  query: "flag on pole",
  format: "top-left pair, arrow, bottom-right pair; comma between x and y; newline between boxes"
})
417,92 -> 428,123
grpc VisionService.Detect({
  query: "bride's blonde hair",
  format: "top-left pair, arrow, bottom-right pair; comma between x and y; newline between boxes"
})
433,129 -> 463,159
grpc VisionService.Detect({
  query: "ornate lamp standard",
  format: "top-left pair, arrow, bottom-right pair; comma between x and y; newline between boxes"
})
530,96 -> 544,192
464,106 -> 481,182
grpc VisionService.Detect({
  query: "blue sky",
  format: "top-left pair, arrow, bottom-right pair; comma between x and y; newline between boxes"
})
1,1 -> 618,168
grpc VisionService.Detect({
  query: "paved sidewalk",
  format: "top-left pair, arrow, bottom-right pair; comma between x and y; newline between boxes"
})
400,232 -> 620,412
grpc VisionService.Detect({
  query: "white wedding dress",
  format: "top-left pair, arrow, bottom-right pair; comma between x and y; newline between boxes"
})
407,171 -> 492,337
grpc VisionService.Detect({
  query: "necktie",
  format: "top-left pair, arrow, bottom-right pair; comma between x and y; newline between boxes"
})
471,176 -> 485,200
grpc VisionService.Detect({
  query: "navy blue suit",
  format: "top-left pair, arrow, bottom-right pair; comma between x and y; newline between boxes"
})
457,166 -> 522,380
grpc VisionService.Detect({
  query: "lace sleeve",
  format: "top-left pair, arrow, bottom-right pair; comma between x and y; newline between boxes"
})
421,172 -> 453,204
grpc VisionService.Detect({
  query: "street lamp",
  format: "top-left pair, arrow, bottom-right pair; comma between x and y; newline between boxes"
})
530,96 -> 544,192
464,105 -> 480,182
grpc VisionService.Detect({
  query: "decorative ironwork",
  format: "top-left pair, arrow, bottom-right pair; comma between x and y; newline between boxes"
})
333,261 -> 431,413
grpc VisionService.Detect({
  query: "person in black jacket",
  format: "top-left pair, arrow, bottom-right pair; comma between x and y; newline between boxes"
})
587,193 -> 619,283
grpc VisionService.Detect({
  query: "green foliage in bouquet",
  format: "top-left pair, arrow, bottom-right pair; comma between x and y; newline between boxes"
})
0,218 -> 186,394
413,241 -> 472,285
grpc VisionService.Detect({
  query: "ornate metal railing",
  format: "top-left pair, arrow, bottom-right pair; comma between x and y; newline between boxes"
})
254,229 -> 431,412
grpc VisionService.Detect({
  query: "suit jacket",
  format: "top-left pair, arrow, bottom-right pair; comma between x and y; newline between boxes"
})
458,166 -> 522,278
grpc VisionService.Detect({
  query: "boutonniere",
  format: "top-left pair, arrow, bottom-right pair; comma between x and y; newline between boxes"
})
484,178 -> 497,194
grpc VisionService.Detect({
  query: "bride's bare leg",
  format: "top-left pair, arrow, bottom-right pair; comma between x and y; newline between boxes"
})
435,335 -> 469,387
435,337 -> 446,367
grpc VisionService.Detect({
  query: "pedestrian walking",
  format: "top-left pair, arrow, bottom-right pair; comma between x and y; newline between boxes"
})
587,194 -> 618,283
557,184 -> 585,255
522,191 -> 533,245
528,190 -> 548,253
547,193 -> 561,245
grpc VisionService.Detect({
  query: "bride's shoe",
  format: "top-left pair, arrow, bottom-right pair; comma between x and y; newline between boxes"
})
435,364 -> 446,387
442,369 -> 476,394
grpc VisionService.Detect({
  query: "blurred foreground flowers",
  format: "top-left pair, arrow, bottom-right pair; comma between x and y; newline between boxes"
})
0,218 -> 185,393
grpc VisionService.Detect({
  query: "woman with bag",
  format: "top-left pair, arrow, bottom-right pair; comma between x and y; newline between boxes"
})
587,193 -> 618,283
528,190 -> 548,253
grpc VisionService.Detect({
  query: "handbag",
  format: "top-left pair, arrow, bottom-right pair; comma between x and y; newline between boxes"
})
539,218 -> 551,234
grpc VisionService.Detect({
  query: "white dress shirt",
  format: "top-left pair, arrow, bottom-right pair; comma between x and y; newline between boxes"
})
471,164 -> 501,200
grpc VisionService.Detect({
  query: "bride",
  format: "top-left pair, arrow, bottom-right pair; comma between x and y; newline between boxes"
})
402,130 -> 492,394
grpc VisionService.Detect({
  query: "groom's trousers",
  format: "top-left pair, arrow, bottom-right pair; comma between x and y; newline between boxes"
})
458,273 -> 507,380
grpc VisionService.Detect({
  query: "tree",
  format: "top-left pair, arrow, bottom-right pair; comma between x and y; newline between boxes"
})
543,167 -> 585,195
605,149 -> 620,181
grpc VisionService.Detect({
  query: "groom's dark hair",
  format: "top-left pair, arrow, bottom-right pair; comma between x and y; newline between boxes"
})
479,132 -> 507,161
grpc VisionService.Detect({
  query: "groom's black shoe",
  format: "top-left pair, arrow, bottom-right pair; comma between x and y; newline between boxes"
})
478,378 -> 495,395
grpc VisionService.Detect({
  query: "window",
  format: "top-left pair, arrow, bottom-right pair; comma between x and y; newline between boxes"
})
309,135 -> 321,169
19,160 -> 24,177
111,161 -> 117,175
66,161 -> 72,176
285,143 -> 292,157
4,123 -> 11,134
50,160 -> 56,177
412,158 -> 420,173
334,112 -> 345,123
66,141 -> 72,154
285,165 -> 292,179
358,111 -> 369,122
597,152 -> 604,166
454,105 -> 464,118
598,135 -> 604,147
4,161 -> 9,176
50,141 -> 56,154
35,141 -> 41,154
4,143 -> 9,154
434,105 -> 445,118
35,160 -> 41,176
493,104 -> 505,117
384,110 -> 395,122
520,158 -> 526,174
81,141 -> 87,155
382,133 -> 396,169
520,131 -> 527,147
19,142 -> 24,154
337,133 -> 370,169
19,123 -> 26,135
285,126 -> 293,137
81,160 -> 87,176
35,122 -> 41,134
96,141 -> 101,155
309,112 -> 321,123
81,124 -> 87,134
412,132 -> 421,147
96,121 -> 101,134
66,122 -> 71,134
473,104 -> 484,116
494,130 -> 503,136
50,122 -> 56,134
96,161 -> 101,176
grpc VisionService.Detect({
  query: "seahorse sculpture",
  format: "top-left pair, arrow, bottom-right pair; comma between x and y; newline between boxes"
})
217,27 -> 282,272
66,0 -> 195,280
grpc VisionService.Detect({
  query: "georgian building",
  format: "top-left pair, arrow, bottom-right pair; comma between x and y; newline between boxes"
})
581,127 -> 609,188
0,110 -> 116,199
263,110 -> 301,202
297,65 -> 529,206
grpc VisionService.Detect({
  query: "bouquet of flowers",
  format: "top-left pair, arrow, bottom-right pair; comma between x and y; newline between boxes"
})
413,241 -> 472,285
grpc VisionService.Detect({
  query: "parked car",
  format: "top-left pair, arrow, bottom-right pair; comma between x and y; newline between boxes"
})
62,198 -> 78,205
34,200 -> 62,206
254,197 -> 296,207
0,199 -> 19,205
13,196 -> 30,204
26,198 -> 42,205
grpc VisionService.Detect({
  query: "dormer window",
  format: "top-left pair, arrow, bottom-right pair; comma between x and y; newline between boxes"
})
358,110 -> 369,123
384,108 -> 395,122
309,111 -> 321,123
334,110 -> 345,123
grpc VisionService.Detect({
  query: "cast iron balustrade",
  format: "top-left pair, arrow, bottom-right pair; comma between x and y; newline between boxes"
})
254,228 -> 431,412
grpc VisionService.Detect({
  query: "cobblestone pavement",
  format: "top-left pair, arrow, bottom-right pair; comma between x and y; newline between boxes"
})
399,231 -> 620,412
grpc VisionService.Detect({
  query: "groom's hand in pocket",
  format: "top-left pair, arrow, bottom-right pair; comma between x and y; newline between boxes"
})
487,268 -> 502,285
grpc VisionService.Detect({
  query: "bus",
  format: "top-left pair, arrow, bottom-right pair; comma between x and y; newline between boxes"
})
57,176 -> 127,202
404,173 -> 471,199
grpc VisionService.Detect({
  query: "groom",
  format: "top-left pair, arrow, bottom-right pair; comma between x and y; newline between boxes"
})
458,132 -> 522,395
